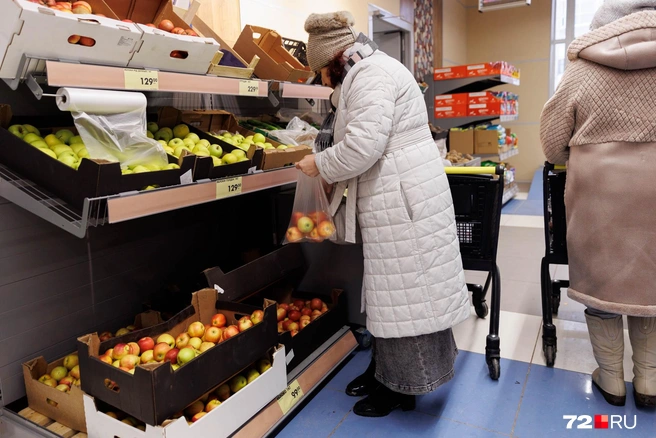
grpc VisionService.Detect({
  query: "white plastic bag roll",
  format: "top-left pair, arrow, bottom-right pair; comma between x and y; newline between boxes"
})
56,88 -> 147,114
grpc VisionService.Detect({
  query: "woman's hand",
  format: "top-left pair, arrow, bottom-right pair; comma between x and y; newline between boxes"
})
296,154 -> 320,177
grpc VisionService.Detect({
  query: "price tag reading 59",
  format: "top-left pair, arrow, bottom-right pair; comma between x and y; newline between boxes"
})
277,380 -> 303,415
216,177 -> 243,199
124,69 -> 159,90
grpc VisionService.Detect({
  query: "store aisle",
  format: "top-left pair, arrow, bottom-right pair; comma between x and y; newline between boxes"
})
275,185 -> 656,437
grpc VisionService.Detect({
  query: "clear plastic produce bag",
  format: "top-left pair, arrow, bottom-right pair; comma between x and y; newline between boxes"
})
271,117 -> 319,146
283,172 -> 337,244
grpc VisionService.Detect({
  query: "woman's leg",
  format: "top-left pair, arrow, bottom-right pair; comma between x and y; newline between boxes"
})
627,316 -> 656,407
584,308 -> 626,406
345,350 -> 376,397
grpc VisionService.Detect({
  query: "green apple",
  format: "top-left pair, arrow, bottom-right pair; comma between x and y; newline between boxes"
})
196,139 -> 210,148
216,384 -> 231,401
155,129 -> 172,142
146,130 -> 154,139
245,368 -> 260,384
222,153 -> 238,165
77,148 -> 90,159
209,144 -> 223,157
263,142 -> 273,149
177,347 -> 195,366
39,148 -> 57,159
238,157 -> 249,162
245,135 -> 254,142
52,144 -> 74,156
211,156 -> 222,167
193,149 -> 210,157
56,129 -> 75,145
183,138 -> 196,149
164,163 -> 180,170
121,168 -> 133,175
69,135 -> 83,145
253,133 -> 266,144
147,122 -> 159,134
254,142 -> 265,148
58,154 -> 78,168
174,146 -> 190,157
23,133 -> 41,144
173,124 -> 190,139
222,132 -> 232,139
184,133 -> 200,143
168,138 -> 185,148
164,146 -> 174,155
276,145 -> 288,150
192,145 -> 209,155
70,143 -> 85,154
8,125 -> 27,138
229,375 -> 247,393
231,149 -> 246,159
132,165 -> 150,173
145,164 -> 161,171
31,140 -> 49,149
157,140 -> 168,147
257,359 -> 272,374
23,124 -> 40,135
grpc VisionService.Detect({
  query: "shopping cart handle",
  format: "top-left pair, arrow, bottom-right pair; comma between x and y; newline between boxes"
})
545,162 -> 567,171
445,166 -> 504,176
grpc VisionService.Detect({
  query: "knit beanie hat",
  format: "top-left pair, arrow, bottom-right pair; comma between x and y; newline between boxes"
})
590,0 -> 656,29
305,11 -> 358,72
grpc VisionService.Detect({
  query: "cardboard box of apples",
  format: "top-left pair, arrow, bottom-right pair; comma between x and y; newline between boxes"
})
83,346 -> 286,438
77,288 -> 278,426
0,112 -> 199,209
204,244 -> 347,371
22,317 -> 160,432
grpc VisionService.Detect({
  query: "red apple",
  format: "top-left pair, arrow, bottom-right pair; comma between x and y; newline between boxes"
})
191,412 -> 206,422
205,399 -> 221,412
300,319 -> 311,330
188,337 -> 202,350
59,376 -> 75,386
321,305 -> 329,313
251,310 -> 264,324
308,227 -> 324,242
153,342 -> 172,362
99,354 -> 113,365
158,19 -> 174,32
277,321 -> 284,333
99,331 -> 113,342
287,321 -> 299,332
68,34 -> 81,44
79,36 -> 96,47
164,348 -> 179,363
311,298 -> 323,311
157,333 -> 175,348
293,300 -> 305,309
203,327 -> 221,343
290,329 -> 299,337
187,322 -> 205,338
223,325 -> 239,340
286,227 -> 303,243
238,316 -> 254,332
290,212 -> 304,226
171,27 -> 186,35
199,342 -> 215,352
140,350 -> 154,364
137,337 -> 154,353
211,313 -> 226,328
145,23 -> 156,27
318,220 -> 336,238
120,354 -> 139,369
282,320 -> 293,331
69,365 -> 80,379
175,332 -> 190,349
276,307 -> 287,322
309,211 -> 329,225
71,1 -> 91,14
279,303 -> 289,311
121,19 -> 133,23
184,29 -> 198,37
56,384 -> 70,392
300,315 -> 311,323
297,216 -> 315,233
288,310 -> 301,322
56,1 -> 71,9
301,307 -> 312,317
127,342 -> 140,356
112,343 -> 130,360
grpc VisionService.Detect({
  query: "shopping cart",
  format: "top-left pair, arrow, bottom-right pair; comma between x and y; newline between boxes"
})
540,162 -> 568,367
446,166 -> 504,380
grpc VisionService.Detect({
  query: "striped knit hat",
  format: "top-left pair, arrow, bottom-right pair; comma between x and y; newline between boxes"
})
304,11 -> 358,72
591,0 -> 656,29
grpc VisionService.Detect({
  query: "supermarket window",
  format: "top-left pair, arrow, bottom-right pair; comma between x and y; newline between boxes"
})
550,0 -> 604,95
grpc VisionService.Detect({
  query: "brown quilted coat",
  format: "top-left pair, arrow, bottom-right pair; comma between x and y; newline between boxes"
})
541,11 -> 656,316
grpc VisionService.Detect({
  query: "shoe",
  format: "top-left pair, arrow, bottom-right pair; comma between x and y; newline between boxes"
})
585,311 -> 626,406
628,316 -> 656,408
346,357 -> 376,397
353,384 -> 416,417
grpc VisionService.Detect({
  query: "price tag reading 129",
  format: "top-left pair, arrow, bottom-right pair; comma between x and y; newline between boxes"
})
124,69 -> 159,90
276,380 -> 303,415
216,177 -> 243,199
239,80 -> 260,96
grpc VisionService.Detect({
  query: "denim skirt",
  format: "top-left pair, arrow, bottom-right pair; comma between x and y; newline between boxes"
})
374,328 -> 458,395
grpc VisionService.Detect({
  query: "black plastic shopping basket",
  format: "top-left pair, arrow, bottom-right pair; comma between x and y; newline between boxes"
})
540,162 -> 568,367
446,166 -> 505,380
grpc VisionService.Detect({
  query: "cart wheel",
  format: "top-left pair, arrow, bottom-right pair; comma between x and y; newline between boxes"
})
353,328 -> 372,349
544,344 -> 556,367
475,302 -> 489,319
488,358 -> 500,380
551,294 -> 561,315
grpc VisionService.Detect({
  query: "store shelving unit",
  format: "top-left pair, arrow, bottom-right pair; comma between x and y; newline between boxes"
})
433,73 -> 519,95
503,181 -> 519,205
475,147 -> 519,162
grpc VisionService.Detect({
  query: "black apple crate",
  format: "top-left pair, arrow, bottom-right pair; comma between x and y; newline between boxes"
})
540,162 -> 568,367
282,37 -> 308,67
446,165 -> 504,380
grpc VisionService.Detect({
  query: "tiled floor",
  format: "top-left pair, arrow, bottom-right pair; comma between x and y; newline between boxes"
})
274,175 -> 656,437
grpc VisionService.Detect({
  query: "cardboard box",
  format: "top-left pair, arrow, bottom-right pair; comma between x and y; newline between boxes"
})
433,66 -> 467,81
435,104 -> 467,119
204,245 -> 347,371
0,121 -> 198,210
77,289 -> 278,426
449,129 -> 474,155
0,0 -> 141,80
233,25 -> 314,83
83,346 -> 287,438
468,102 -> 503,117
474,130 -> 500,154
435,94 -> 468,106
467,92 -> 498,104
466,61 -> 518,78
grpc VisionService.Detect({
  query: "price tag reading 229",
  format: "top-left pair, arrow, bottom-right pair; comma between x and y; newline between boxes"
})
239,80 -> 260,96
124,69 -> 159,90
216,177 -> 243,199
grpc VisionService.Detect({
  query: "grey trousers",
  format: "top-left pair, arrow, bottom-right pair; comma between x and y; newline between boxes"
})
587,307 -> 620,319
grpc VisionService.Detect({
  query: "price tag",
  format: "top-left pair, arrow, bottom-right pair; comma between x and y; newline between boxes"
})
124,69 -> 159,90
239,80 -> 260,96
276,380 -> 303,415
216,177 -> 243,199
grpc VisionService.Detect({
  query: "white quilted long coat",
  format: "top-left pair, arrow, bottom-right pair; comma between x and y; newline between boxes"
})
315,50 -> 470,339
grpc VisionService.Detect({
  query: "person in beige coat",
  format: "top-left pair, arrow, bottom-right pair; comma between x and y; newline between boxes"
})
541,1 -> 656,408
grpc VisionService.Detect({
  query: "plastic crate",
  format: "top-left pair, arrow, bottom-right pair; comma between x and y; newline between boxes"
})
282,37 -> 308,67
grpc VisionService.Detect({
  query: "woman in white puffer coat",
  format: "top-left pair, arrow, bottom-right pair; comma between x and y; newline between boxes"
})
296,11 -> 470,417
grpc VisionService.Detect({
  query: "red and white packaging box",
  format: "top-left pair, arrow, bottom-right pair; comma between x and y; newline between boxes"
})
433,66 -> 467,81
467,92 -> 498,105
435,104 -> 467,119
0,0 -> 141,80
468,102 -> 503,117
435,93 -> 468,106
128,24 -> 220,75
83,346 -> 287,438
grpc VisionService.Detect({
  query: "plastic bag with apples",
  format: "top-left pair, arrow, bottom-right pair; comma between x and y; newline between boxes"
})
283,172 -> 336,244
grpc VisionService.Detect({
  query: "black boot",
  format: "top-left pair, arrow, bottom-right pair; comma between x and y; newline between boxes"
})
353,384 -> 416,417
346,357 -> 376,397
